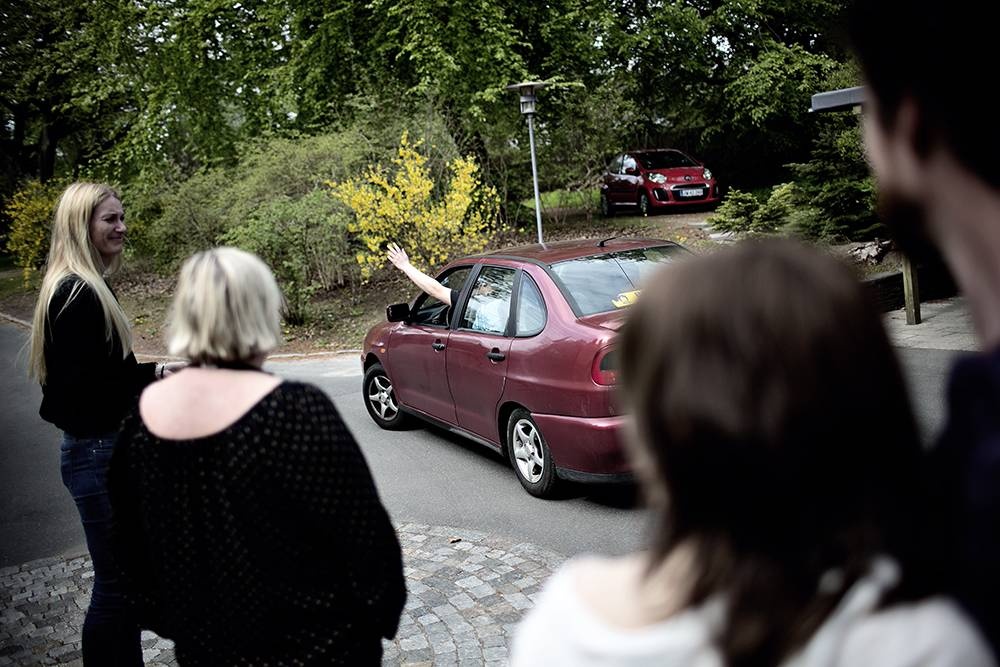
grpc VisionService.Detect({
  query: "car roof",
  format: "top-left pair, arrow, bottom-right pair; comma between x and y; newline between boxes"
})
627,148 -> 688,155
468,237 -> 683,265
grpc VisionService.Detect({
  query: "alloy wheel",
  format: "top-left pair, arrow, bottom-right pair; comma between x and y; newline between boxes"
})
368,374 -> 398,422
511,417 -> 545,483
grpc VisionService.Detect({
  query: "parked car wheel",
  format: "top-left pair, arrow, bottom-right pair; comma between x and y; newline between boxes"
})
639,192 -> 650,216
507,409 -> 556,497
600,193 -> 615,218
364,363 -> 408,430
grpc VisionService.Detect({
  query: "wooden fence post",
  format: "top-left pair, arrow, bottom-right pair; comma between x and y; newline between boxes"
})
902,256 -> 921,325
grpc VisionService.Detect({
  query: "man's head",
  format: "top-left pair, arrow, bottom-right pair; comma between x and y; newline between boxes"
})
848,1 -> 1000,262
849,1 -> 999,190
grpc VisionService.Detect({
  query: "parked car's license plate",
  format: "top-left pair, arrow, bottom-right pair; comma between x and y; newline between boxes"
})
679,188 -> 703,197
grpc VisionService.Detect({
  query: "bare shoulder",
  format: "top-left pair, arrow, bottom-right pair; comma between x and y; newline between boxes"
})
575,546 -> 696,631
140,368 -> 282,440
573,553 -> 653,628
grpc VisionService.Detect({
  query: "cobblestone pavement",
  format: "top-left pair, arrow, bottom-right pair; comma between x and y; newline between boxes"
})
1,523 -> 564,666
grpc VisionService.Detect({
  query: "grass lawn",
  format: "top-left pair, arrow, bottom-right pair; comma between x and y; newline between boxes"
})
519,188 -> 601,211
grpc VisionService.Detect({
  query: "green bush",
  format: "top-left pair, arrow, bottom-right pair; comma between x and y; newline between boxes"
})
752,182 -> 797,233
222,191 -> 353,324
3,180 -> 64,285
127,115 -> 468,323
708,188 -> 760,234
785,120 -> 878,241
139,169 -> 233,269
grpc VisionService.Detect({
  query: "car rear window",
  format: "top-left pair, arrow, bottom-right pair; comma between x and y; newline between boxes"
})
636,152 -> 698,170
550,246 -> 688,316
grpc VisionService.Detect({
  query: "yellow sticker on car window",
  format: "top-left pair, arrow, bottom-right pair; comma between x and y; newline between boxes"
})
612,290 -> 641,308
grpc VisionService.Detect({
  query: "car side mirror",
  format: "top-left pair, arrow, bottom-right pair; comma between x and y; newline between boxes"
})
624,167 -> 638,175
386,303 -> 410,322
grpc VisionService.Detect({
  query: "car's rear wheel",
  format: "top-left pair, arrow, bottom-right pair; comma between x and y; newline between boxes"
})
639,192 -> 650,216
363,363 -> 408,430
507,409 -> 556,497
600,193 -> 614,218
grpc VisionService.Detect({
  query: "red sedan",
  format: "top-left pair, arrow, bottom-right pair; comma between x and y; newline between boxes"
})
600,148 -> 721,216
361,238 -> 691,497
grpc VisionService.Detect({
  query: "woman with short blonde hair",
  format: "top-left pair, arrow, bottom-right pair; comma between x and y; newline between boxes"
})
108,247 -> 406,665
30,182 -> 181,665
166,246 -> 283,365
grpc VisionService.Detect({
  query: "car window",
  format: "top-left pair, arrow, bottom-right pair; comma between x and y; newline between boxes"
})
459,266 -> 515,335
550,246 -> 689,316
411,266 -> 472,326
516,274 -> 546,337
609,155 -> 623,174
636,151 -> 698,170
621,155 -> 637,173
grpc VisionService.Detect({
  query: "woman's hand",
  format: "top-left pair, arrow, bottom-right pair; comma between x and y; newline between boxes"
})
387,243 -> 410,270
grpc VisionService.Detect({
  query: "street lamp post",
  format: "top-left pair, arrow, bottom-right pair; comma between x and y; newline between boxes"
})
507,81 -> 548,245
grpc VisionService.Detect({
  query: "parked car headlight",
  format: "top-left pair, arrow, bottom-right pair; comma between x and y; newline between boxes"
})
647,173 -> 666,184
702,168 -> 713,180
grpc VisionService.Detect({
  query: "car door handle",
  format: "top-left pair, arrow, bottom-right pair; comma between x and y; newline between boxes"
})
487,348 -> 506,362
432,341 -> 446,351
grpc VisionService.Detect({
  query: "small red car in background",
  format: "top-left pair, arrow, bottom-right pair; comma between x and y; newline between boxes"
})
600,148 -> 721,217
361,238 -> 691,497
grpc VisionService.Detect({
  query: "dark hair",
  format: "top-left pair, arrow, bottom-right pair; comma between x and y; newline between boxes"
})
620,239 -> 933,667
847,0 -> 1000,187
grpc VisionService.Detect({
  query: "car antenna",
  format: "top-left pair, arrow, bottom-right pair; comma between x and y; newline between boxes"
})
597,236 -> 618,248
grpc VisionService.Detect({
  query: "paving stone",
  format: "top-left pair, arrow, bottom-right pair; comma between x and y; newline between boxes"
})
0,523 -> 564,665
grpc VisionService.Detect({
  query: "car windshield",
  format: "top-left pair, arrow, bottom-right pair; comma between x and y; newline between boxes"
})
550,246 -> 689,316
636,152 -> 698,170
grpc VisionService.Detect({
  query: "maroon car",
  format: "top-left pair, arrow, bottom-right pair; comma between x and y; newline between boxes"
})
361,238 -> 691,497
600,148 -> 721,217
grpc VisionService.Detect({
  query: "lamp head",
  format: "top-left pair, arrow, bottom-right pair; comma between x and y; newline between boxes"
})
507,81 -> 548,116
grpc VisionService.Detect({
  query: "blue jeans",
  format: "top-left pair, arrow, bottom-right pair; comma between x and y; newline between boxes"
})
60,433 -> 142,666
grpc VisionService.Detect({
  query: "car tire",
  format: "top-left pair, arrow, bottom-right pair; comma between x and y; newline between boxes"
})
363,363 -> 409,430
600,193 -> 615,218
639,192 -> 650,216
507,409 -> 557,498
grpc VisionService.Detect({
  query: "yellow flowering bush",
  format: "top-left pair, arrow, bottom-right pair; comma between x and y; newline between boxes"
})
4,181 -> 63,285
330,132 -> 501,279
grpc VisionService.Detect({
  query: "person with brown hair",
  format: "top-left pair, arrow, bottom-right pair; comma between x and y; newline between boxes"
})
510,240 -> 993,666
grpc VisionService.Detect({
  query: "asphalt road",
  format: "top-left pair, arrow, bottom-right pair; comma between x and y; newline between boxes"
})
0,320 -> 962,567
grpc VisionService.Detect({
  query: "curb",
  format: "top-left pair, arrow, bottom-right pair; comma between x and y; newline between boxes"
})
1,310 -> 361,362
0,311 -> 30,328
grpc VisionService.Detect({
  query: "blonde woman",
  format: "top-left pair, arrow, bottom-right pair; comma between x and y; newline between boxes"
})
28,182 -> 182,665
107,248 -> 406,665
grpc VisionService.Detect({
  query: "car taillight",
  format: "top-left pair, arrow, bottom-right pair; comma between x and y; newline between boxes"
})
591,346 -> 618,385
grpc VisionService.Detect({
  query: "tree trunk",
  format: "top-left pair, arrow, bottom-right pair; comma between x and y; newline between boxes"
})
39,121 -> 59,183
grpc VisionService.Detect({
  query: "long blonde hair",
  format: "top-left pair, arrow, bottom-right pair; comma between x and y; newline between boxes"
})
29,182 -> 133,384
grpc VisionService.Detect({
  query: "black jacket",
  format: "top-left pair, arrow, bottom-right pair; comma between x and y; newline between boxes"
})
39,276 -> 156,437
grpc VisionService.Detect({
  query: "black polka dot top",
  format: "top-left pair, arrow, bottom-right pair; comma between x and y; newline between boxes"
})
108,381 -> 406,666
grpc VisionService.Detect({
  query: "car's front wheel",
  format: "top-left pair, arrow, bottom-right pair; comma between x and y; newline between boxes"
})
363,363 -> 408,430
507,409 -> 557,497
639,192 -> 650,216
600,193 -> 615,218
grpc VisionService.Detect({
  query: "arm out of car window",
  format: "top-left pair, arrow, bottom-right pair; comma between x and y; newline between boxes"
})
387,243 -> 453,305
